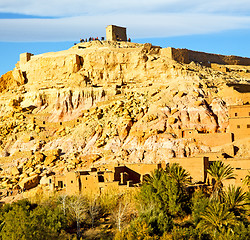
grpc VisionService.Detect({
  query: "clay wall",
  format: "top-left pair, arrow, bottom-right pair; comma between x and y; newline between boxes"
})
229,105 -> 250,118
171,48 -> 190,64
196,152 -> 225,161
79,173 -> 100,194
182,129 -> 232,147
194,132 -> 232,147
106,25 -> 127,41
229,118 -> 250,140
167,48 -> 250,66
65,172 -> 79,195
168,157 -> 209,183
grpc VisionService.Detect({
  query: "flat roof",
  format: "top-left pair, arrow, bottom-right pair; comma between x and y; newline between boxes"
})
229,104 -> 250,109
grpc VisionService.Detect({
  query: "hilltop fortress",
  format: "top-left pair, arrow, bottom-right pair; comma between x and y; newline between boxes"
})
0,25 -> 249,200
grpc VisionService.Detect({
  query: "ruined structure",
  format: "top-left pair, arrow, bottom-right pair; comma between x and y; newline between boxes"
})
106,25 -> 127,41
48,163 -> 161,195
163,47 -> 250,66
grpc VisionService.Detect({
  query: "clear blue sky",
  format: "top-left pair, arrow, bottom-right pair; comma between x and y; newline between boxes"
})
1,0 -> 250,76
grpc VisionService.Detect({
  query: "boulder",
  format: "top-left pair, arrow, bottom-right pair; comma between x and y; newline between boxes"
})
44,155 -> 58,166
19,174 -> 40,190
168,117 -> 177,125
11,166 -> 20,176
34,152 -> 45,163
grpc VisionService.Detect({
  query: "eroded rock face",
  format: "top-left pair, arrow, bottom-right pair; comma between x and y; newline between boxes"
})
0,41 -> 250,192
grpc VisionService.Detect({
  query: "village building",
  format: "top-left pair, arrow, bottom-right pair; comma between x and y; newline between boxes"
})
228,104 -> 250,141
48,163 -> 161,195
46,104 -> 250,195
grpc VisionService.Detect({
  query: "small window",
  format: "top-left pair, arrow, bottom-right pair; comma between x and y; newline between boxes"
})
43,121 -> 45,125
71,180 -> 73,184
86,177 -> 87,180
58,181 -> 63,188
235,113 -> 238,117
247,124 -> 250,128
249,112 -> 250,116
49,179 -> 52,184
237,125 -> 240,129
60,122 -> 62,125
189,131 -> 192,134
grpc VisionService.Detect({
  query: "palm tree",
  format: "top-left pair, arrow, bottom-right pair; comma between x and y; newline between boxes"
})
207,161 -> 235,200
243,171 -> 250,189
223,185 -> 248,217
197,201 -> 239,239
141,169 -> 166,208
166,163 -> 191,188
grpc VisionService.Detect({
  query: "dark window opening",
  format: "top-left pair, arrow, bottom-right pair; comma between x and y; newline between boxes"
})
235,113 -> 238,117
237,125 -> 240,129
58,181 -> 63,188
77,119 -> 79,123
98,175 -> 104,182
43,121 -> 45,124
71,180 -> 73,183
49,179 -> 52,184
86,177 -> 87,180
60,122 -> 62,125
247,124 -> 250,128
236,168 -> 241,170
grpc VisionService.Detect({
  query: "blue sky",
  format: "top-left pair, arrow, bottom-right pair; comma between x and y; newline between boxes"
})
1,0 -> 250,77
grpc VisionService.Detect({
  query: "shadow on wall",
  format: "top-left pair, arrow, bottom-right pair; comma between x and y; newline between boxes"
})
227,83 -> 250,93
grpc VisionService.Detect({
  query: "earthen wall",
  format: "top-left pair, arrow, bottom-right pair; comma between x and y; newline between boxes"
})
168,157 -> 209,183
194,132 -> 232,147
229,105 -> 250,118
168,48 -> 250,66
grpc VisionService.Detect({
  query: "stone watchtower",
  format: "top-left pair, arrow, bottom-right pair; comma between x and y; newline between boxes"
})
106,25 -> 127,41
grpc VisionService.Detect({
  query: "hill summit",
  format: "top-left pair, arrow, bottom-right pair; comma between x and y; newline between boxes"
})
0,39 -> 250,200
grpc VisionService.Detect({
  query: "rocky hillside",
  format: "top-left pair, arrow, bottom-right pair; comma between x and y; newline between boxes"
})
0,41 -> 250,193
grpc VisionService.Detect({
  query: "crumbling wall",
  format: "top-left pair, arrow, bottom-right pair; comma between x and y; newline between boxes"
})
169,47 -> 250,66
171,48 -> 190,64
